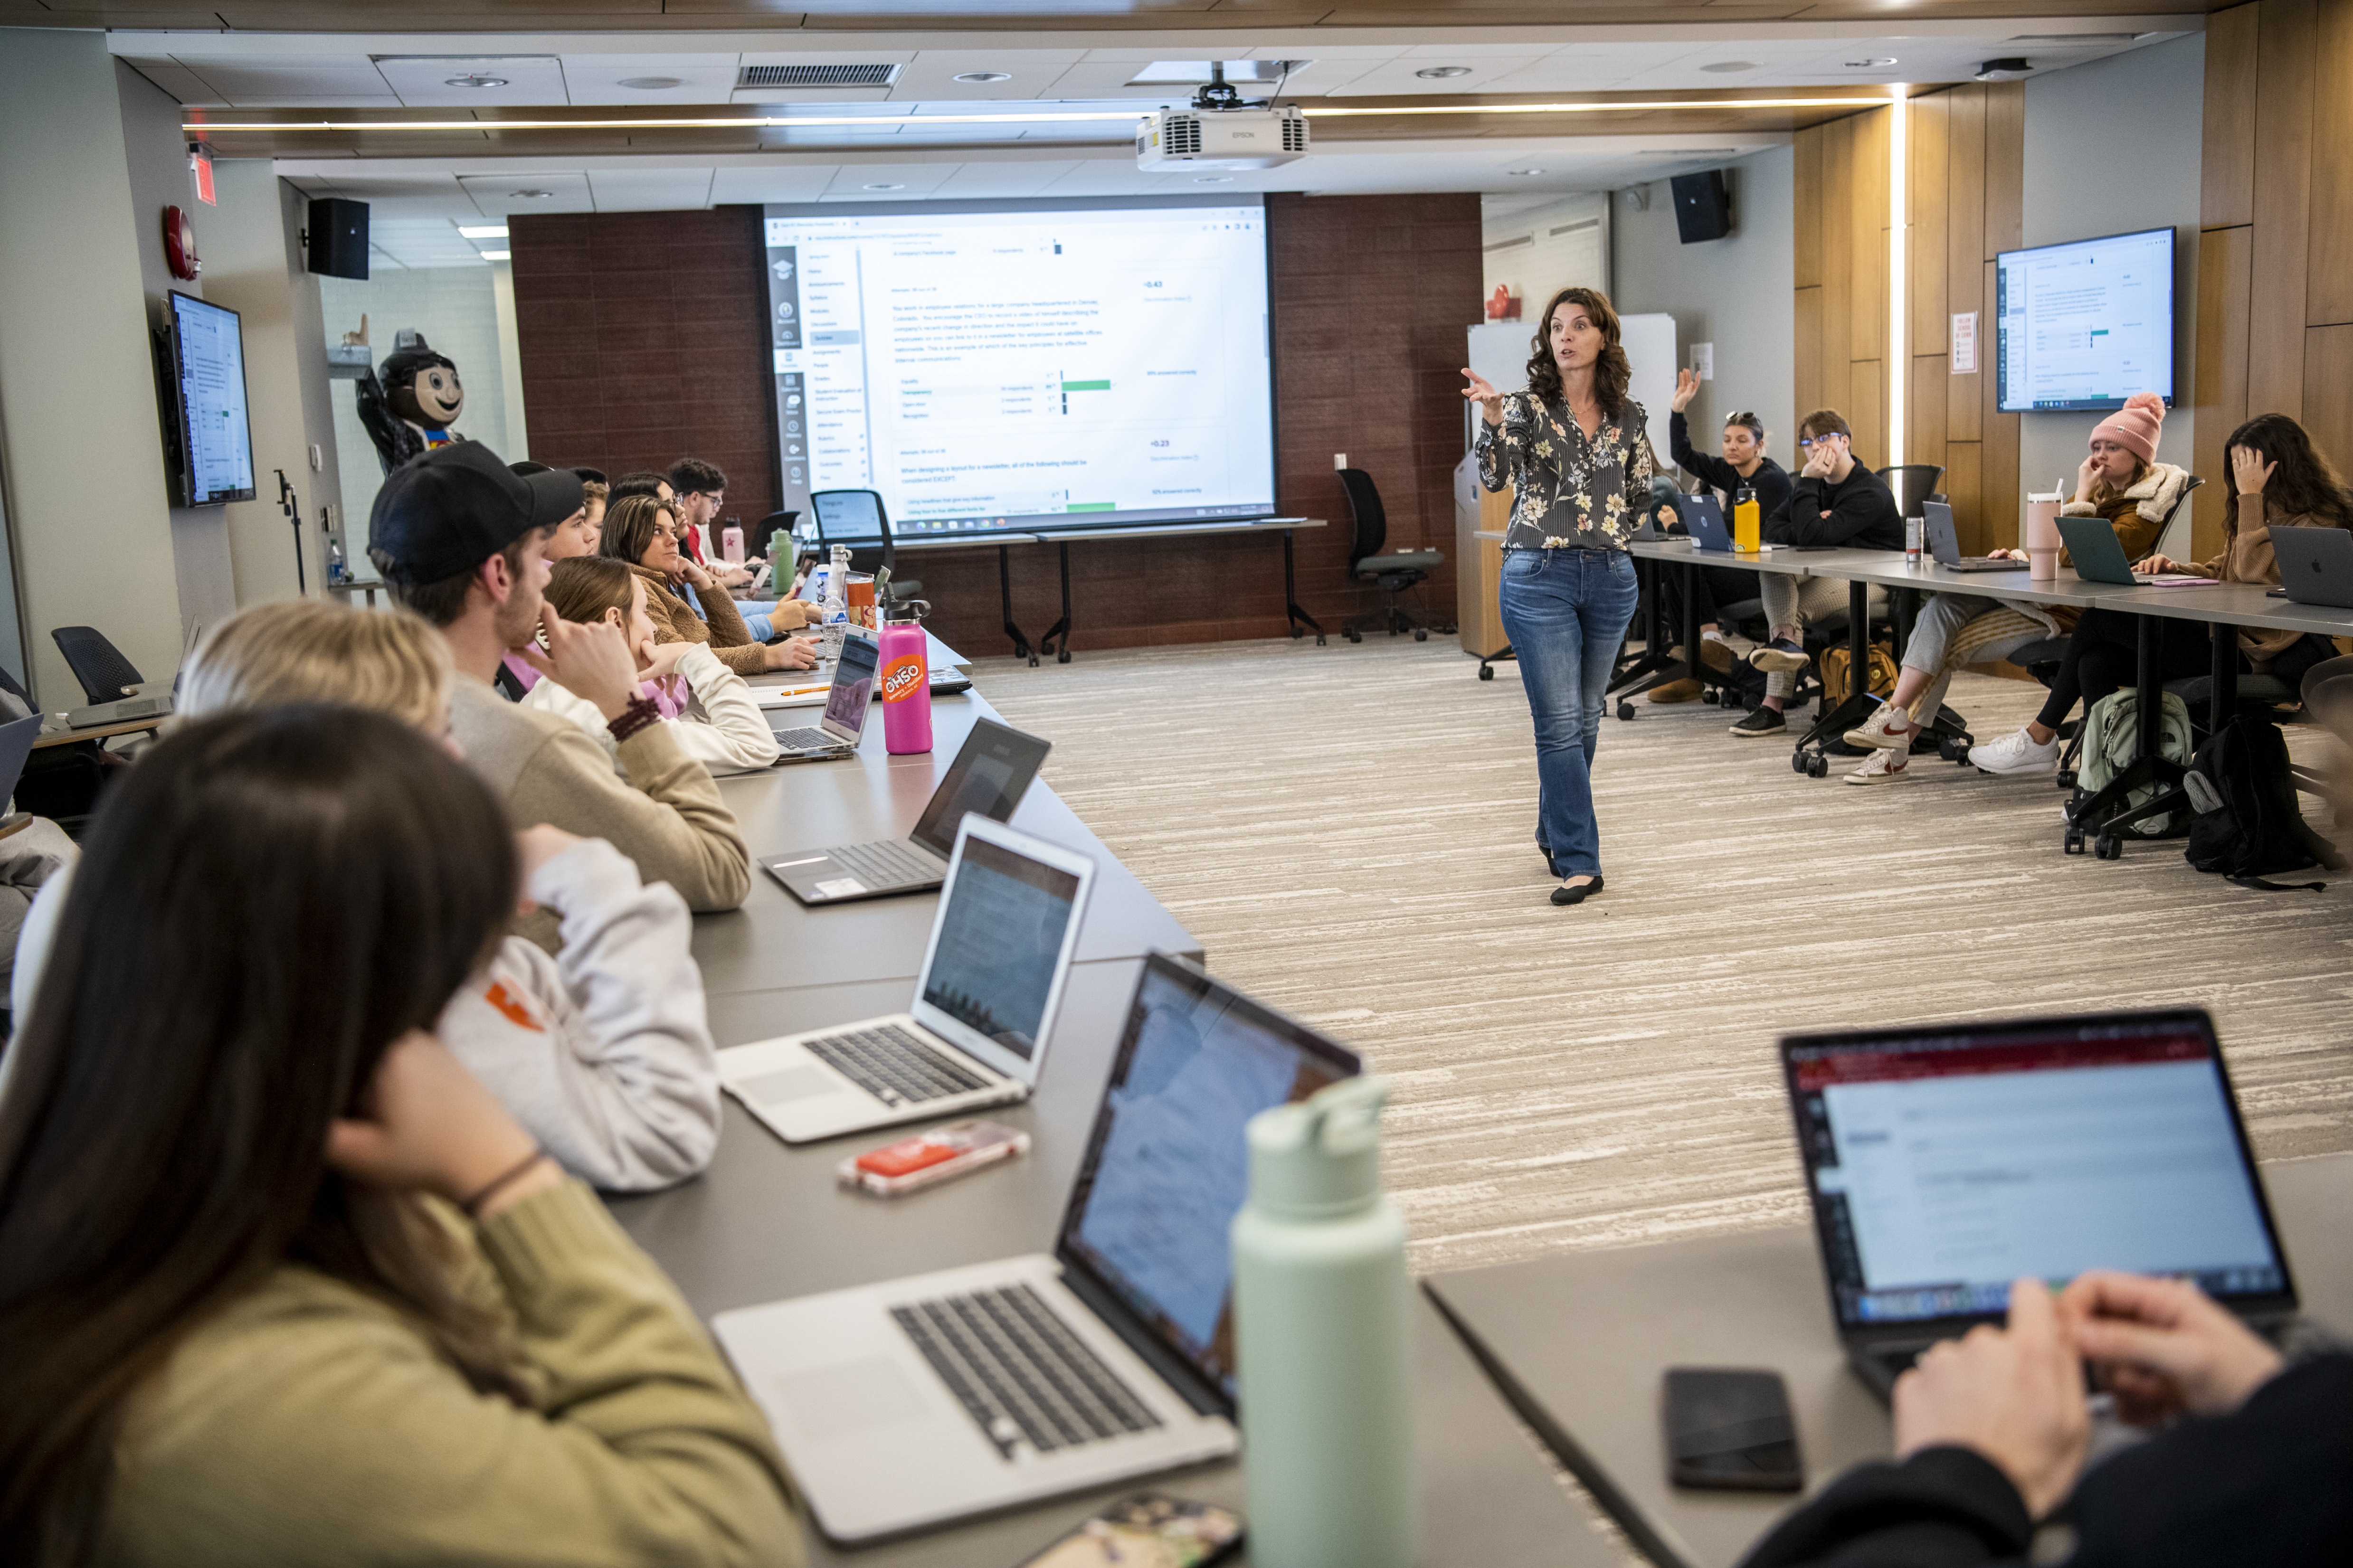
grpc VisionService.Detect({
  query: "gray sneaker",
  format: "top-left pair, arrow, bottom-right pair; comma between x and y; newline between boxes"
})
1729,704 -> 1787,738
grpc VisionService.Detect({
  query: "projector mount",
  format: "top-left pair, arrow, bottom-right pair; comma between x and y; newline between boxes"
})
1193,62 -> 1247,112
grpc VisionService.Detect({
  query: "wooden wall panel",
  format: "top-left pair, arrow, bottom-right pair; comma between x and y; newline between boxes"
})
1794,286 -> 1825,418
1909,354 -> 1948,480
1793,125 -> 1824,290
2195,225 -> 2254,562
1944,441 -> 1986,557
1908,93 -> 1951,363
1819,115 -> 1855,419
2249,0 -> 2316,417
2301,323 -> 2353,478
1944,85 -> 1987,446
2307,0 -> 2353,324
1980,260 -> 2021,546
2204,3 -> 2261,230
1982,82 -> 2025,259
1848,360 -> 1885,468
1847,108 -> 1890,370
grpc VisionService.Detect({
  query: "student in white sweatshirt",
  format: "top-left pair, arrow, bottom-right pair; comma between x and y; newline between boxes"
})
9,599 -> 724,1191
528,556 -> 781,775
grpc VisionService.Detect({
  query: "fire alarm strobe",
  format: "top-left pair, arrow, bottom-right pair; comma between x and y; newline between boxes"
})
1136,62 -> 1308,170
163,205 -> 200,281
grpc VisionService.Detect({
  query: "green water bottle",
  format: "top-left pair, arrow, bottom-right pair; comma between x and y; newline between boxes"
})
1230,1076 -> 1416,1568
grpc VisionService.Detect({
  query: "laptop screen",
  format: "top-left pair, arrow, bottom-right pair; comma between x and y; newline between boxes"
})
911,718 -> 1051,855
1057,956 -> 1360,1405
822,635 -> 878,736
1784,1011 -> 2294,1330
917,832 -> 1081,1060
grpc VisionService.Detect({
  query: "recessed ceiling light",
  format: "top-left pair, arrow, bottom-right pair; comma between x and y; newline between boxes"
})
954,71 -> 1013,84
1507,168 -> 1545,176
1700,61 -> 1758,74
445,75 -> 509,89
863,182 -> 905,191
1416,66 -> 1474,79
617,76 -> 682,90
1194,175 -> 1233,183
479,250 -> 512,261
1844,58 -> 1898,68
457,224 -> 509,238
508,189 -> 555,199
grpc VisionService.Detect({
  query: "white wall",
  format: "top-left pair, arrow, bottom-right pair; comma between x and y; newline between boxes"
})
1609,148 -> 1797,478
1482,192 -> 1611,318
2021,36 -> 2206,500
0,31 -> 190,708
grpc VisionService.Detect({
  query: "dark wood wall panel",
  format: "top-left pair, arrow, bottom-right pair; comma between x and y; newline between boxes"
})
2205,3 -> 2261,230
2248,0 -> 2316,419
510,195 -> 1479,657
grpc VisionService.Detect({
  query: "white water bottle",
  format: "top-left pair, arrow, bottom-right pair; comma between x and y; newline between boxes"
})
1905,513 -> 1923,569
821,544 -> 851,661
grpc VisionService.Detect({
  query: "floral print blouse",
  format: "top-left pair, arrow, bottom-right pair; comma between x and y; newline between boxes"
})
1475,391 -> 1655,553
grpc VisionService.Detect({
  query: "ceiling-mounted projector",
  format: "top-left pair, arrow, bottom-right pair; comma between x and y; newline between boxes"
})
1137,62 -> 1308,170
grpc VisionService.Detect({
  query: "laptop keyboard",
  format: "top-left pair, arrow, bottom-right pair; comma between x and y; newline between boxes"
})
804,1022 -> 988,1106
772,726 -> 845,750
827,838 -> 944,886
892,1284 -> 1163,1459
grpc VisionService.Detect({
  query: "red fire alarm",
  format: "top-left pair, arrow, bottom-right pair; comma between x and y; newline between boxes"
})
163,205 -> 200,281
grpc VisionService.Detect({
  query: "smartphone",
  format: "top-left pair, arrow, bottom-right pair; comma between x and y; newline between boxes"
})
835,1119 -> 1029,1197
1012,1493 -> 1243,1568
1661,1367 -> 1803,1492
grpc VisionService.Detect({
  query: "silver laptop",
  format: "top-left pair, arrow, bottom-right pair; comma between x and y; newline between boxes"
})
770,631 -> 876,762
1782,1009 -> 2297,1400
2271,526 -> 2353,608
1923,500 -> 2028,572
713,954 -> 1363,1542
2054,514 -> 2209,586
722,816 -> 1095,1144
762,718 -> 1051,904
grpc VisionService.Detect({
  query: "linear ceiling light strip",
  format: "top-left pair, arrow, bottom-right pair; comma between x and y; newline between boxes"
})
1888,87 -> 1906,469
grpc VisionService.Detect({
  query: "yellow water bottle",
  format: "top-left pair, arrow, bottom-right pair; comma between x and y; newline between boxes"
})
1733,484 -> 1760,553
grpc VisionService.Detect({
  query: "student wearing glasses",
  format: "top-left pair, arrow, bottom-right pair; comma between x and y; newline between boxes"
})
1463,285 -> 1654,907
667,457 -> 814,644
1648,370 -> 1793,703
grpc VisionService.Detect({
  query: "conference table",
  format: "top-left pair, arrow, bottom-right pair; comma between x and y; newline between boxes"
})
607,672 -> 1619,1568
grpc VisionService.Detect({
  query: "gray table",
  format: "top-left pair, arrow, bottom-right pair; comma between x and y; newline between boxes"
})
1425,1151 -> 2353,1568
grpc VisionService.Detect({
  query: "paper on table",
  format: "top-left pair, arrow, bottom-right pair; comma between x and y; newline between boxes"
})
2146,576 -> 2220,586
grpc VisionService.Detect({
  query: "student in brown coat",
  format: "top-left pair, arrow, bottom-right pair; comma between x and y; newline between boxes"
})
599,495 -> 816,679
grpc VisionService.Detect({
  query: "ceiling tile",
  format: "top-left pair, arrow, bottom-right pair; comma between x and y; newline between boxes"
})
710,164 -> 842,204
455,171 -> 596,217
588,169 -> 717,210
561,63 -> 741,106
372,55 -> 572,109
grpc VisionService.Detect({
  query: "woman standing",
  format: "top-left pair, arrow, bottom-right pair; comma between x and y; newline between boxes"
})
1463,286 -> 1654,907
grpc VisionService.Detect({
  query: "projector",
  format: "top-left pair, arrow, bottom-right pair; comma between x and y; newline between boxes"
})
1137,104 -> 1309,170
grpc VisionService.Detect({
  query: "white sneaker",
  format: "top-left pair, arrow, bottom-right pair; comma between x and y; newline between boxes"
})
1845,747 -> 1913,785
1844,703 -> 1918,751
1969,727 -> 2062,777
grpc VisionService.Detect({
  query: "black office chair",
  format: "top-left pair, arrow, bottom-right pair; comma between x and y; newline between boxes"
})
750,509 -> 799,561
1878,464 -> 1946,522
808,490 -> 920,600
51,626 -> 143,704
1337,468 -> 1445,643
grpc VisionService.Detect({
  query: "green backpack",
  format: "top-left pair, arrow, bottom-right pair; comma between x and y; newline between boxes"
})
2078,689 -> 2195,836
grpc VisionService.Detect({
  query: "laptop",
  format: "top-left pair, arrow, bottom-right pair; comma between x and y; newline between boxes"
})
721,816 -> 1095,1143
712,953 -> 1363,1542
769,630 -> 875,762
2270,526 -> 2353,608
1676,492 -> 1737,552
1781,1009 -> 2298,1400
761,717 -> 1052,904
1923,500 -> 2028,572
2055,514 -> 2211,586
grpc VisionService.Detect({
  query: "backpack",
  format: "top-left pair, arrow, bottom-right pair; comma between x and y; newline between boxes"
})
2077,689 -> 2194,837
1819,642 -> 1897,709
2182,717 -> 2335,891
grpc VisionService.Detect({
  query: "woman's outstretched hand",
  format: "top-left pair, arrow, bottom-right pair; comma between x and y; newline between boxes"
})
1462,368 -> 1508,427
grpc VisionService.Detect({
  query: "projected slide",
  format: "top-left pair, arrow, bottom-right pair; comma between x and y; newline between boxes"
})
1995,227 -> 2174,413
763,199 -> 1275,535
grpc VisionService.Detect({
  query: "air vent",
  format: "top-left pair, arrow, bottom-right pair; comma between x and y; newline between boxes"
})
737,64 -> 901,88
1163,114 -> 1203,155
1281,116 -> 1308,153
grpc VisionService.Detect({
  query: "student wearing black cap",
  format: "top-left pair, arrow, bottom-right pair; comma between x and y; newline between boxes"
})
369,442 -> 750,941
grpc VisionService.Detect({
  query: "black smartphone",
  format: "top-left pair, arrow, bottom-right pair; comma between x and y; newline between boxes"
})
1662,1367 -> 1804,1492
1011,1492 -> 1243,1568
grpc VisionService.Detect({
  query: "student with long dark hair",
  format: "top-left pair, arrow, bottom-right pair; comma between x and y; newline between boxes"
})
0,708 -> 798,1565
601,495 -> 816,676
1462,285 -> 1654,907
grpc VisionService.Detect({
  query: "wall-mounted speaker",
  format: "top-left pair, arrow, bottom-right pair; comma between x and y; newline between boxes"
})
306,198 -> 370,281
1670,171 -> 1733,244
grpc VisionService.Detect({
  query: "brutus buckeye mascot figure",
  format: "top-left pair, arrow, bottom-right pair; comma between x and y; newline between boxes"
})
355,329 -> 466,474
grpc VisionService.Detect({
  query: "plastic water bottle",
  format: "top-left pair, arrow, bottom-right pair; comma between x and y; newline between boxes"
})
1905,512 -> 1924,569
1230,1076 -> 1415,1568
325,536 -> 349,587
820,544 -> 851,663
878,598 -> 933,755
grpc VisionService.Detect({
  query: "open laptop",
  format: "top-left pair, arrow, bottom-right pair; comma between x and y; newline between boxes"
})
722,816 -> 1094,1143
762,717 -> 1051,904
1676,492 -> 1737,552
2056,514 -> 2211,586
712,953 -> 1363,1542
1781,1009 -> 2298,1399
769,630 -> 876,762
1923,500 -> 2028,572
2270,526 -> 2353,608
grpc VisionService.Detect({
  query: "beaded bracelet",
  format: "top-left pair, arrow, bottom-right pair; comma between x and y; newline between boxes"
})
606,693 -> 661,746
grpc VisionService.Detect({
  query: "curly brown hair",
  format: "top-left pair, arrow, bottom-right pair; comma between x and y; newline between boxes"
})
2222,413 -> 2353,535
1525,286 -> 1632,421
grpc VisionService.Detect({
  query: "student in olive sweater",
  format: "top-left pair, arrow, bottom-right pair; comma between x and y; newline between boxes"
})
0,708 -> 799,1567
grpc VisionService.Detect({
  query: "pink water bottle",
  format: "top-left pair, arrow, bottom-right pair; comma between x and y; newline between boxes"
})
878,599 -> 933,755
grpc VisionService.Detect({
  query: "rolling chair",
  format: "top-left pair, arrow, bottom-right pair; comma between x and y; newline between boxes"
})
1878,464 -> 1946,524
808,490 -> 921,601
1337,468 -> 1446,643
51,626 -> 144,704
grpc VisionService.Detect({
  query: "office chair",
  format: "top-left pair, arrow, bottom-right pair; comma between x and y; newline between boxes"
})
51,626 -> 144,704
808,490 -> 920,600
751,509 -> 800,560
1337,468 -> 1446,642
1878,464 -> 1946,521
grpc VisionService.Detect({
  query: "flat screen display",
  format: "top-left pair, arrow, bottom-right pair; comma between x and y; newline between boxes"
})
761,198 -> 1275,537
918,833 -> 1081,1060
163,290 -> 257,506
1994,227 -> 2175,413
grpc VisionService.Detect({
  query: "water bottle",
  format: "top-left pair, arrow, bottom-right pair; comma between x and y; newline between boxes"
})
721,518 -> 745,564
325,536 -> 349,587
878,598 -> 933,755
1732,484 -> 1760,553
1905,511 -> 1924,569
820,544 -> 851,663
1230,1076 -> 1415,1568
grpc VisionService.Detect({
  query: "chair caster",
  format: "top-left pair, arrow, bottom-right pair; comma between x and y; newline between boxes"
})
1701,689 -> 1719,705
1345,630 -> 1362,644
2065,825 -> 2086,855
1315,634 -> 1327,646
2095,833 -> 2123,860
1414,629 -> 1428,642
2055,769 -> 2076,790
1807,750 -> 1830,779
1616,700 -> 1636,721
1938,736 -> 1964,763
1056,650 -> 1072,665
1478,664 -> 1495,680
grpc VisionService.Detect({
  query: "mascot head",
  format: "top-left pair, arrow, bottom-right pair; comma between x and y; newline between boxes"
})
381,334 -> 463,428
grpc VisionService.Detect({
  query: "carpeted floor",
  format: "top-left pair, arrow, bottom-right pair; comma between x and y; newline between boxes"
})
976,632 -> 2353,1279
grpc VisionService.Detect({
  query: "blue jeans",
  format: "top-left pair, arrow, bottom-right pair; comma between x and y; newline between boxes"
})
1498,548 -> 1640,878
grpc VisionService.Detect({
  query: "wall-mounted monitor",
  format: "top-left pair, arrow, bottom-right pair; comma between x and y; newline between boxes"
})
760,197 -> 1275,537
158,290 -> 257,507
1995,226 -> 2175,414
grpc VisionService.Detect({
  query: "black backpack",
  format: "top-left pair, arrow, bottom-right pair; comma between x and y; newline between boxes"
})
2181,718 -> 2337,891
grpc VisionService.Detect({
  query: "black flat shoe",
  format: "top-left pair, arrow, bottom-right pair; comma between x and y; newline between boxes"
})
1550,874 -> 1604,906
